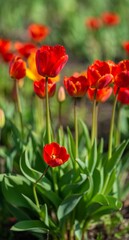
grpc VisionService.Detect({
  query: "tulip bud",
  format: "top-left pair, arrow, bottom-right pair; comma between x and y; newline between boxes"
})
0,109 -> 5,128
9,56 -> 26,80
57,86 -> 66,102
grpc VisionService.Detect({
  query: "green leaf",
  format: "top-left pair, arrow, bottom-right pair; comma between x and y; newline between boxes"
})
105,140 -> 128,174
37,185 -> 61,208
57,194 -> 82,221
40,204 -> 49,227
92,168 -> 103,196
62,173 -> 89,196
8,119 -> 22,148
0,173 -> 5,182
11,220 -> 49,234
59,169 -> 74,188
91,194 -> 109,206
74,220 -> 82,240
88,140 -> 97,174
67,127 -> 75,161
91,196 -> 122,220
103,169 -> 116,195
57,126 -> 65,146
7,204 -> 30,220
20,150 -> 51,190
79,119 -> 91,150
22,194 -> 40,214
2,175 -> 32,208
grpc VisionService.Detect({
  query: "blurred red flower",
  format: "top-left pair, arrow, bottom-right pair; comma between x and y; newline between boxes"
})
85,17 -> 102,30
2,51 -> 14,63
102,12 -> 120,26
9,56 -> 26,80
0,39 -> 14,63
36,45 -> 68,78
87,87 -> 112,102
87,60 -> 114,89
14,42 -> 36,59
114,85 -> 129,104
0,39 -> 11,55
64,74 -> 89,97
34,78 -> 56,98
122,41 -> 129,54
43,142 -> 70,167
28,23 -> 50,42
115,60 -> 129,88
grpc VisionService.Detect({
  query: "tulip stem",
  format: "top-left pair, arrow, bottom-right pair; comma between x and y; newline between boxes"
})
115,104 -> 122,147
15,80 -> 24,139
33,166 -> 49,209
74,98 -> 78,162
91,89 -> 97,145
59,102 -> 63,127
108,88 -> 119,160
45,76 -> 51,143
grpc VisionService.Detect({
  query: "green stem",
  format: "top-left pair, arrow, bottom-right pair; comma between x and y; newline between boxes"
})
95,102 -> 99,142
33,166 -> 49,209
59,102 -> 62,127
15,80 -> 24,139
74,98 -> 78,161
82,221 -> 88,240
115,104 -> 122,147
108,89 -> 119,160
91,89 -> 97,145
45,77 -> 51,143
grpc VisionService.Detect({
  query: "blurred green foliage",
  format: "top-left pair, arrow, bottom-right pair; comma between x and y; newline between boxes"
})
0,0 -> 129,62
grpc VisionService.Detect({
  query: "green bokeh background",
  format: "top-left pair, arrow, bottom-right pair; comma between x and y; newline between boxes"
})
0,0 -> 129,62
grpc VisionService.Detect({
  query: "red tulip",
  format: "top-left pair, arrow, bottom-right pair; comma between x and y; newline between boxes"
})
115,60 -> 129,88
14,42 -> 36,59
85,17 -> 102,30
114,85 -> 129,104
64,74 -> 89,97
33,78 -> 56,98
122,41 -> 129,54
43,142 -> 70,167
0,39 -> 11,55
36,45 -> 68,78
28,23 -> 50,42
87,87 -> 112,102
102,12 -> 120,26
87,60 -> 114,89
2,51 -> 14,63
9,56 -> 26,80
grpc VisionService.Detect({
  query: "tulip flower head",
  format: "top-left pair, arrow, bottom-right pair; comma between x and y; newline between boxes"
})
102,12 -> 120,26
9,56 -> 26,80
122,41 -> 129,55
34,78 -> 56,99
85,17 -> 102,30
28,23 -> 50,42
64,74 -> 89,97
114,85 -> 129,105
87,87 -> 112,102
43,142 -> 70,167
0,39 -> 11,55
87,60 -> 114,89
57,86 -> 66,102
115,60 -> 129,88
36,45 -> 68,78
14,42 -> 36,59
0,39 -> 14,63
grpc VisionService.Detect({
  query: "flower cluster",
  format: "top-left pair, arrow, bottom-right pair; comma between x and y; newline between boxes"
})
85,12 -> 120,30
